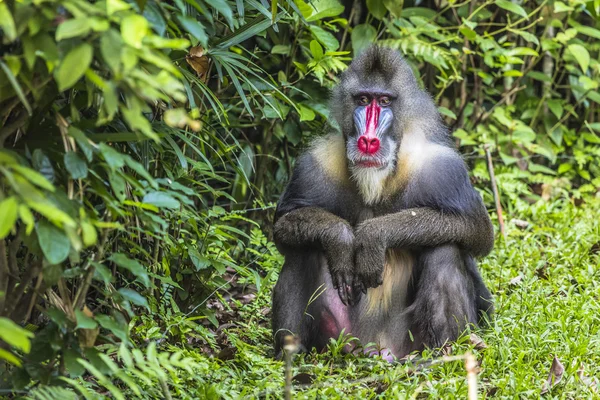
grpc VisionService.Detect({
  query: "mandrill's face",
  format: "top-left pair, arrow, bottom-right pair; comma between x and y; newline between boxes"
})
346,91 -> 397,170
345,89 -> 399,205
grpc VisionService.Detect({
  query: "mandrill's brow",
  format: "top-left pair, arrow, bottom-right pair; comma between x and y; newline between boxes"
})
352,91 -> 397,100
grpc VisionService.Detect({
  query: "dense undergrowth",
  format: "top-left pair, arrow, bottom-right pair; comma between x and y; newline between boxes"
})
15,196 -> 600,399
1,0 -> 600,398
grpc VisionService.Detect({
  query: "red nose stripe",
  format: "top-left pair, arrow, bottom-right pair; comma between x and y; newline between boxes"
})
364,99 -> 381,137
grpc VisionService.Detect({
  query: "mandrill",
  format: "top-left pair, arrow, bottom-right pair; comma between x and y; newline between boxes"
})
271,46 -> 494,361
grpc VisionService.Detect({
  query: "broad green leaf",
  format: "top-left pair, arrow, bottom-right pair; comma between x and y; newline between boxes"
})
64,349 -> 85,377
118,288 -> 149,309
209,0 -> 234,28
11,165 -> 54,191
214,14 -> 280,49
567,44 -> 590,72
37,220 -> 71,265
547,99 -> 563,119
99,143 -> 125,169
554,1 -> 574,12
64,152 -> 88,179
0,2 -> 16,43
383,0 -> 403,17
142,192 -> 180,209
100,29 -> 123,74
0,348 -> 21,366
75,310 -> 98,330
271,44 -> 290,54
352,24 -> 377,56
68,127 -> 95,162
367,0 -> 387,19
0,197 -> 18,239
55,43 -> 94,91
309,25 -> 339,51
56,18 -> 90,41
529,163 -> 557,175
107,0 -> 131,14
527,71 -> 552,82
121,15 -> 148,48
306,0 -> 344,21
92,262 -> 114,284
496,0 -> 528,18
108,253 -> 150,287
0,317 -> 34,353
27,201 -> 76,227
310,40 -> 323,60
81,221 -> 97,247
298,104 -> 315,121
575,25 -> 600,40
95,314 -> 128,342
189,247 -> 210,270
557,163 -> 573,174
108,171 -> 126,202
506,47 -> 539,57
0,60 -> 32,115
438,107 -> 457,120
178,16 -> 208,47
512,30 -> 540,46
18,205 -> 34,235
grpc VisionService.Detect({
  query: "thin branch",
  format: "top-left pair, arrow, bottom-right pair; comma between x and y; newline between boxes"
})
0,112 -> 29,149
0,240 -> 8,314
485,145 -> 506,239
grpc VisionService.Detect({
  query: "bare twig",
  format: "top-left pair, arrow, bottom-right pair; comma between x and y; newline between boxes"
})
484,145 -> 506,239
74,228 -> 110,310
4,261 -> 41,318
283,335 -> 299,400
465,352 -> 478,400
0,240 -> 8,313
0,111 -> 29,149
24,270 -> 43,323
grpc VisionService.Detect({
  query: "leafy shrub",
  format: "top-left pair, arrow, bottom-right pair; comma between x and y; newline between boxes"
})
0,0 -> 599,397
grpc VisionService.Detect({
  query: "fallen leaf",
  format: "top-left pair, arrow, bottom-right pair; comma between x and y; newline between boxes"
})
509,275 -> 523,286
577,363 -> 598,393
469,333 -> 488,351
77,305 -> 99,348
541,356 -> 565,394
535,264 -> 549,280
186,45 -> 210,82
511,219 -> 530,229
217,346 -> 236,361
293,373 -> 315,385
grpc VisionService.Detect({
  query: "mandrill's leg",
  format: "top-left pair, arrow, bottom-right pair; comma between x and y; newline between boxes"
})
406,244 -> 478,349
272,250 -> 315,358
272,251 -> 352,358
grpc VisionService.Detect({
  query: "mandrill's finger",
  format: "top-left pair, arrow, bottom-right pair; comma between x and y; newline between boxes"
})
337,285 -> 349,306
349,281 -> 363,305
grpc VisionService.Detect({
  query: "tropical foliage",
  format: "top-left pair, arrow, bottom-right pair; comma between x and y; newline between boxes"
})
0,0 -> 598,398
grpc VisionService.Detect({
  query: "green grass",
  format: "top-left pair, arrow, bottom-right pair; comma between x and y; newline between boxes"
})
42,197 -> 599,399
198,197 -> 600,399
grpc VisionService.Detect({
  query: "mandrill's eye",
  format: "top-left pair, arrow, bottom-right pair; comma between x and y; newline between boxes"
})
358,95 -> 370,105
379,96 -> 391,106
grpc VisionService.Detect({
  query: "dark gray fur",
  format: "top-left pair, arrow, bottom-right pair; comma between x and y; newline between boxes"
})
272,46 -> 494,359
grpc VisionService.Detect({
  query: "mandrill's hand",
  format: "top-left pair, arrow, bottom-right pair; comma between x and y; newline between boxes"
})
353,220 -> 387,293
323,223 -> 360,306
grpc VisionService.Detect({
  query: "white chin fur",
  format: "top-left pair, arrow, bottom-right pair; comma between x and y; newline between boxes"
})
350,164 -> 393,205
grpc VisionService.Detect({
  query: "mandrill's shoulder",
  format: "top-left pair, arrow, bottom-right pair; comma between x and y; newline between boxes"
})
275,134 -> 355,220
306,133 -> 350,186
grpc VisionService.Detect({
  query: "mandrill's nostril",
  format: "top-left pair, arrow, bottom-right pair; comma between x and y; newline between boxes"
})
357,136 -> 380,154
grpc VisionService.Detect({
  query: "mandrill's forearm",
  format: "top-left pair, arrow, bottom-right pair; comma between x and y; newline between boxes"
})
273,207 -> 354,253
358,207 -> 494,257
